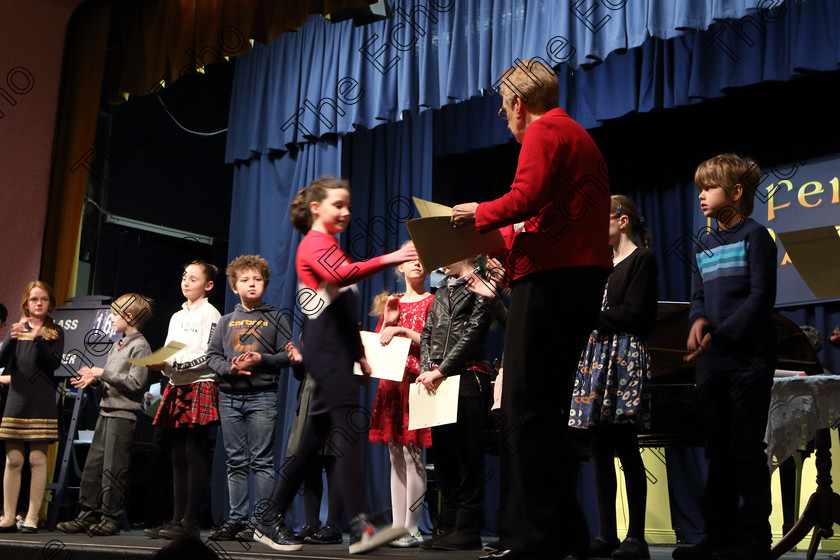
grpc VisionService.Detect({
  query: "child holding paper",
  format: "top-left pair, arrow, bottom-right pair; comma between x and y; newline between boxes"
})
416,256 -> 494,551
145,260 -> 222,539
368,242 -> 434,548
58,293 -> 153,536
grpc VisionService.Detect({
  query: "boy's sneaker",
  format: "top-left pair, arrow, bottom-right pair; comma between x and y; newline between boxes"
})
159,520 -> 200,539
254,521 -> 304,552
305,522 -> 343,544
236,524 -> 256,541
295,524 -> 319,540
143,521 -> 174,539
348,513 -> 408,554
208,519 -> 246,541
57,517 -> 92,534
89,519 -> 121,536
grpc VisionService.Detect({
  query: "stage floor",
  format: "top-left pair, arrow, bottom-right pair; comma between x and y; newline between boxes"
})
0,531 -> 824,560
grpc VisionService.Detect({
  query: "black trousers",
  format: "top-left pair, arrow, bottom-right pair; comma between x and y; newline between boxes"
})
262,406 -> 368,525
431,372 -> 491,535
499,267 -> 608,555
695,346 -> 776,545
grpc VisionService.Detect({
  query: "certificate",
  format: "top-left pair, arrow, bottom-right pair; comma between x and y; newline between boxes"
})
353,331 -> 411,381
126,341 -> 186,366
408,376 -> 460,429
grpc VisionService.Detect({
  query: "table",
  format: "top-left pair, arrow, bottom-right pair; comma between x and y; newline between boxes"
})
766,375 -> 840,559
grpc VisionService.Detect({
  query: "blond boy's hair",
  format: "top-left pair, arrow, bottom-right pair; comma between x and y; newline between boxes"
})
111,293 -> 153,329
695,153 -> 760,217
226,255 -> 271,289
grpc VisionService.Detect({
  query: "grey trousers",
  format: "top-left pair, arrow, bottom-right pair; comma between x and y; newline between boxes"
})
78,415 -> 136,521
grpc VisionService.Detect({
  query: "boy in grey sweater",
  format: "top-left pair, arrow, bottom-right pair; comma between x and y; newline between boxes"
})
57,293 -> 153,536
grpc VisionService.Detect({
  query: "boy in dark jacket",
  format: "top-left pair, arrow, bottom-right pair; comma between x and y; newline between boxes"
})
416,256 -> 494,551
206,255 -> 302,541
676,154 -> 778,560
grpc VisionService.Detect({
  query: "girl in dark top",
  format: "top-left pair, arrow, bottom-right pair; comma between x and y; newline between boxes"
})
255,175 -> 416,554
569,195 -> 659,560
0,281 -> 65,533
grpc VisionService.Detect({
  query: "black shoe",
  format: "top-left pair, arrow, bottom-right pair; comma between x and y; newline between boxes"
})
305,523 -> 342,544
431,531 -> 483,550
420,532 -> 446,550
254,520 -> 304,552
673,539 -> 722,560
144,521 -> 174,539
20,525 -> 38,534
590,536 -> 621,559
0,524 -> 17,534
208,519 -> 246,541
295,524 -> 319,540
709,535 -> 769,560
158,520 -> 200,539
612,538 -> 650,560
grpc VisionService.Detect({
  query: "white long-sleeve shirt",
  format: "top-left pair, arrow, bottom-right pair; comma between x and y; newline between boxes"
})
163,297 -> 221,386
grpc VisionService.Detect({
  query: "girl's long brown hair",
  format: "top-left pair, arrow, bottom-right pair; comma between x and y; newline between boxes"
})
20,281 -> 61,340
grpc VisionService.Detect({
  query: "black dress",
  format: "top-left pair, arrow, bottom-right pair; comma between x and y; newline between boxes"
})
0,326 -> 65,441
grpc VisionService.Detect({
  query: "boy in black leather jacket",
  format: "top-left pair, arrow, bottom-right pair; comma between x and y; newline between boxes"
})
416,257 -> 494,551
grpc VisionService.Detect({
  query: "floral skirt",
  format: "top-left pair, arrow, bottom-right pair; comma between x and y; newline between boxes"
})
568,332 -> 651,431
153,381 -> 220,428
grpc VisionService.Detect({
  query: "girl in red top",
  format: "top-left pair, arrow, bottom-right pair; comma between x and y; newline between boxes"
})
255,176 -> 417,555
368,243 -> 433,548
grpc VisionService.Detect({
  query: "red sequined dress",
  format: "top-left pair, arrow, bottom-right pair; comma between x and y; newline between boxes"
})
368,294 -> 434,447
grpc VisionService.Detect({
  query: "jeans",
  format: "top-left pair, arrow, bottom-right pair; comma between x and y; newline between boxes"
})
218,390 -> 278,522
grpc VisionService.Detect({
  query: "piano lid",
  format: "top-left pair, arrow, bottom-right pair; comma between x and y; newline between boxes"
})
649,302 -> 825,385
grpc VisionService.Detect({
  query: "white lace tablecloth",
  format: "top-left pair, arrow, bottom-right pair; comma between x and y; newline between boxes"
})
766,375 -> 840,472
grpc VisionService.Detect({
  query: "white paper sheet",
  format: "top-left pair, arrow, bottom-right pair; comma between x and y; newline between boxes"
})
353,331 -> 411,381
408,375 -> 460,429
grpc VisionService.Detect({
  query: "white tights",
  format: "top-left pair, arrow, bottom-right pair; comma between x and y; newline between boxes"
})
388,442 -> 426,534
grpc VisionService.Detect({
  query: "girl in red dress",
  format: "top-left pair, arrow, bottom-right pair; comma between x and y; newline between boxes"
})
368,243 -> 433,547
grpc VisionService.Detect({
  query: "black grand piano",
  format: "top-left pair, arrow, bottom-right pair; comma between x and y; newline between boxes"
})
642,302 -> 825,448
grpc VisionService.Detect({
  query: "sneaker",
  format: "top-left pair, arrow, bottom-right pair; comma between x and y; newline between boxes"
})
89,519 -> 121,536
236,524 -> 256,541
348,513 -> 408,554
144,521 -> 174,539
57,517 -> 92,534
390,531 -> 423,548
305,523 -> 343,544
295,524 -> 319,540
612,538 -> 650,560
254,521 -> 304,552
158,520 -> 200,539
208,519 -> 246,542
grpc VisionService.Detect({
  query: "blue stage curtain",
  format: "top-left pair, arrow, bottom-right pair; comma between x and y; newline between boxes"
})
225,0 -> 774,159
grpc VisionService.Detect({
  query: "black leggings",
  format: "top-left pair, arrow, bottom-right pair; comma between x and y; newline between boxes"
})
262,406 -> 367,524
170,425 -> 211,525
590,423 -> 647,540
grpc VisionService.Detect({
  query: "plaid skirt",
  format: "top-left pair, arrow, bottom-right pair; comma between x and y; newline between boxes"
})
153,381 -> 220,428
